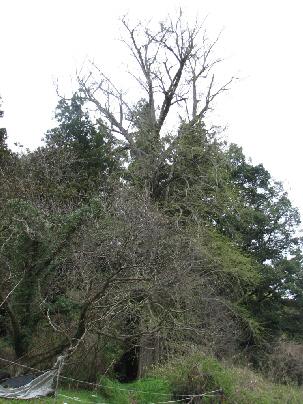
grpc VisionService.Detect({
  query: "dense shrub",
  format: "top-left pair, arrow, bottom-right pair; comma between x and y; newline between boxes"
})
150,353 -> 303,403
150,353 -> 233,400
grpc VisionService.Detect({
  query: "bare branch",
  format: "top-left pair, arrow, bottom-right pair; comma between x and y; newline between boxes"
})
197,75 -> 236,120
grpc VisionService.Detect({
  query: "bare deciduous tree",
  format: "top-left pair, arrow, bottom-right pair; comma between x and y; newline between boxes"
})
76,11 -> 234,196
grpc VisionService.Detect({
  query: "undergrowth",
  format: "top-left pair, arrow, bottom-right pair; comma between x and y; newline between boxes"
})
99,376 -> 171,403
151,353 -> 303,403
1,355 -> 303,403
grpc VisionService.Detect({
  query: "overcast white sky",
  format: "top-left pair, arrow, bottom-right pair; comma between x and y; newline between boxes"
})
1,0 -> 302,217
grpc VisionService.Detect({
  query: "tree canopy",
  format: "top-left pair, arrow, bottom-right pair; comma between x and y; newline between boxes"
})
0,13 -> 302,384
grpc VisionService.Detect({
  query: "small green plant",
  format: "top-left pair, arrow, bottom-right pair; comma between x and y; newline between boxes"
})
99,376 -> 171,404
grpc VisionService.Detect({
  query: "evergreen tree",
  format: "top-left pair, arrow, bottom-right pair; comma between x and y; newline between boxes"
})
44,92 -> 120,198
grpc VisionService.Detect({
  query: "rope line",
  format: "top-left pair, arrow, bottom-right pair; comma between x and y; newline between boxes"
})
59,374 -> 173,397
150,399 -> 186,403
0,356 -> 47,373
0,356 -> 223,400
59,394 -> 186,404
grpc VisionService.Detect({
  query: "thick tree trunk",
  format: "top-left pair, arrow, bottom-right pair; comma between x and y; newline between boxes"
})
138,332 -> 161,378
2,300 -> 28,358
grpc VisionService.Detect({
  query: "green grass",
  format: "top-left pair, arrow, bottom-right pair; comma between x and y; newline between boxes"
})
1,356 -> 303,403
0,379 -> 171,404
227,366 -> 303,404
98,376 -> 171,404
0,389 -> 106,403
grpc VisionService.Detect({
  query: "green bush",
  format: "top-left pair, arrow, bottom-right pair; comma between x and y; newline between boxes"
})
150,353 -> 303,403
150,354 -> 232,400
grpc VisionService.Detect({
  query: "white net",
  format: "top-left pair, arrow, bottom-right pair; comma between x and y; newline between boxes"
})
0,355 -> 65,400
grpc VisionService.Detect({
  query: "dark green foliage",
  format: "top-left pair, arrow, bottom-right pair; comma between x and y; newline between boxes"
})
224,144 -> 300,262
160,121 -> 230,224
0,98 -> 11,163
1,109 -> 302,372
44,93 -> 120,198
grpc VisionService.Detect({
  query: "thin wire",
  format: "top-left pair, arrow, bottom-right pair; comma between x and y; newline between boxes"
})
150,390 -> 224,403
0,356 -> 222,399
190,390 -> 223,397
150,399 -> 187,404
59,375 -> 173,397
0,356 -> 48,372
0,356 -> 172,397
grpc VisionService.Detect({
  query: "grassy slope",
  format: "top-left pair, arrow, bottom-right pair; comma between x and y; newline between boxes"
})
150,355 -> 303,404
227,366 -> 303,403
